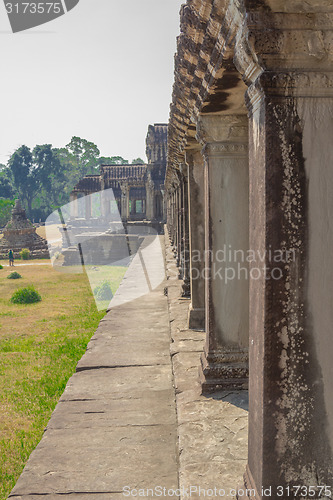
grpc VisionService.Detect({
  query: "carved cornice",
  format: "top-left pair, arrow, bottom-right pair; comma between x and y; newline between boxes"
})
245,70 -> 333,112
196,114 -> 248,144
203,142 -> 248,159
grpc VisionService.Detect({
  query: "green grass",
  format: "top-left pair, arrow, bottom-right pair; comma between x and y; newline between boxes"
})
0,260 -> 126,500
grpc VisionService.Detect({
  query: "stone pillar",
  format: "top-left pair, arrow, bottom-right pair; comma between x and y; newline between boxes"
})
196,114 -> 249,392
120,184 -> 127,221
101,190 -> 111,219
236,73 -> 333,499
180,165 -> 190,297
70,193 -> 78,218
84,193 -> 91,220
145,173 -> 154,220
126,187 -> 130,220
185,149 -> 205,330
176,180 -> 183,271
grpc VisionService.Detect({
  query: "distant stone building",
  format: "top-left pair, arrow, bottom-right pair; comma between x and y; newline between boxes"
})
70,124 -> 167,227
0,199 -> 49,259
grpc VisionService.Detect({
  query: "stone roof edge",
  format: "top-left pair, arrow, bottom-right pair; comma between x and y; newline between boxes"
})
166,0 -> 245,187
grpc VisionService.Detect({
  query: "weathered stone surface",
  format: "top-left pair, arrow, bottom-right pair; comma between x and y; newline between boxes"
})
11,425 -> 177,495
179,462 -> 247,500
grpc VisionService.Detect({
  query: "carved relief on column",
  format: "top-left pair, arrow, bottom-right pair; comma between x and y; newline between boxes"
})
196,114 -> 249,392
234,11 -> 333,497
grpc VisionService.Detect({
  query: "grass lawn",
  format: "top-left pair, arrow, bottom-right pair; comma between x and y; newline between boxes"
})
0,259 -> 126,500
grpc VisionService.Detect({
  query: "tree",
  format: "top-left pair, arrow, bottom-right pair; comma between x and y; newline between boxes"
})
33,144 -> 66,207
131,158 -> 145,164
8,145 -> 35,214
0,168 -> 14,198
0,198 -> 15,227
99,156 -> 129,165
7,144 -> 67,217
64,136 -> 100,177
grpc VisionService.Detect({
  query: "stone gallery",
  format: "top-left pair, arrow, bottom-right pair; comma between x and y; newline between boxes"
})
166,0 -> 333,497
70,123 -> 167,226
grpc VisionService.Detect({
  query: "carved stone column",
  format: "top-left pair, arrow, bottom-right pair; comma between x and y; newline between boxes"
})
186,149 -> 205,329
70,193 -> 78,218
197,114 -> 249,392
177,179 -> 183,274
84,193 -> 91,220
145,172 -> 154,220
120,184 -> 128,221
101,190 -> 111,219
235,12 -> 333,496
180,165 -> 190,297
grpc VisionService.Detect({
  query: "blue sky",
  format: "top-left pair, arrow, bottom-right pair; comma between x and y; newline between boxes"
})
0,0 -> 183,164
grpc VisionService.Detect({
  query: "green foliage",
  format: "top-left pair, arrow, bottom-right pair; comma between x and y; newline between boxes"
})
3,137 -> 140,222
99,156 -> 129,165
0,199 -> 15,227
7,272 -> 22,279
61,136 -> 100,178
10,285 -> 41,304
19,248 -> 30,260
0,265 -> 3,270
0,172 -> 14,199
7,145 -> 65,218
93,280 -> 113,301
131,157 -> 145,164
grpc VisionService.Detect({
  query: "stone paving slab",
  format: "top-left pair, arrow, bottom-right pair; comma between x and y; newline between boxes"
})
179,462 -> 247,500
11,425 -> 177,495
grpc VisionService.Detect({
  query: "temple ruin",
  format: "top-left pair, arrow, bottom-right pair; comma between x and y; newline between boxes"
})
70,124 -> 167,231
0,199 -> 49,259
166,0 -> 333,497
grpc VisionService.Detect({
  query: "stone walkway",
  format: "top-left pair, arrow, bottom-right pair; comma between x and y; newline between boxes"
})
8,234 -> 248,500
164,236 -> 248,500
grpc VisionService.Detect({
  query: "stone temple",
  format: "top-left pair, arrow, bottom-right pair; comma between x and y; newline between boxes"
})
0,199 -> 49,259
69,124 -> 167,231
55,124 -> 168,266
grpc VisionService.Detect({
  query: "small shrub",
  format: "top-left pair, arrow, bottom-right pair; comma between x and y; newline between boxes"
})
0,264 -> 3,269
93,281 -> 113,301
10,285 -> 41,304
7,271 -> 22,279
20,248 -> 30,260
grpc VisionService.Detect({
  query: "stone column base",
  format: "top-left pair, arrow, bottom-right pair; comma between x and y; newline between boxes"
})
236,466 -> 260,500
188,304 -> 205,330
199,346 -> 248,393
181,277 -> 191,297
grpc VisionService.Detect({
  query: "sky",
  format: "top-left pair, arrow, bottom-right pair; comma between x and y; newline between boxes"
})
0,0 -> 183,165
